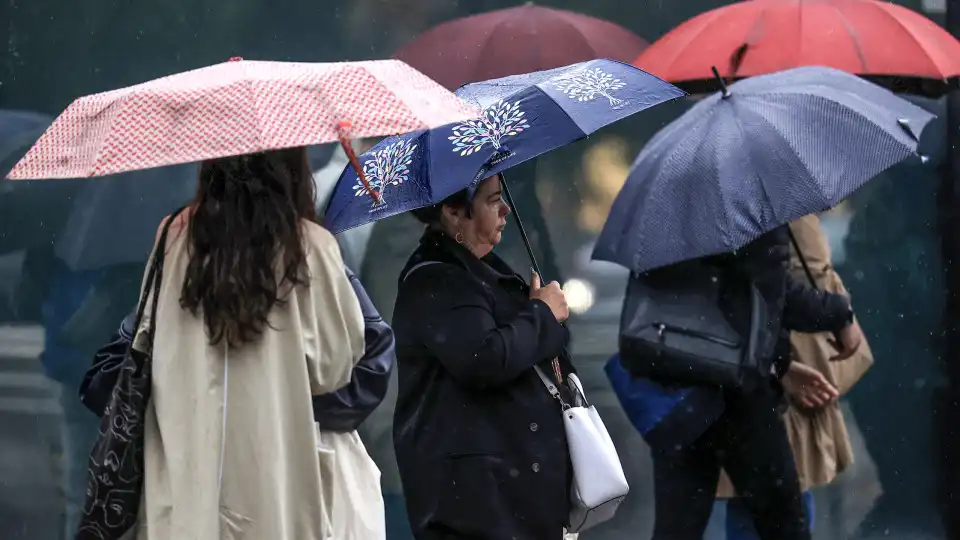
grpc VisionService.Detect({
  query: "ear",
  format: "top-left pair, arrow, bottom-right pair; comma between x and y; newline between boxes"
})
441,204 -> 464,222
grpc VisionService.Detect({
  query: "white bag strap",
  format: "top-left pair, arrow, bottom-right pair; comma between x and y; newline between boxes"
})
401,260 -> 445,283
534,365 -> 569,409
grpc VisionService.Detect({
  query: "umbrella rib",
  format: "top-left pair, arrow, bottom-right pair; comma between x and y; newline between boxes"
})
467,11 -> 517,87
737,94 -> 851,218
724,102 -> 784,227
865,1 -> 942,78
246,64 -> 266,154
656,8 -> 730,77
828,2 -> 869,72
87,94 -> 131,177
705,106 -> 740,250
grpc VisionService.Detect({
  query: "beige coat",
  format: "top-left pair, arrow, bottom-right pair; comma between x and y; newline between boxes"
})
132,220 -> 371,540
718,214 -> 874,497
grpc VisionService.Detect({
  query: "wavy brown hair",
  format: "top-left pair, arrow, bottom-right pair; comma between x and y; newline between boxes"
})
180,147 -> 317,348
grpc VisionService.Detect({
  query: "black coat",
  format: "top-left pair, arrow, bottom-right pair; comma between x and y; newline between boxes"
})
392,229 -> 572,540
638,225 -> 854,450
311,266 -> 395,431
710,225 -> 853,377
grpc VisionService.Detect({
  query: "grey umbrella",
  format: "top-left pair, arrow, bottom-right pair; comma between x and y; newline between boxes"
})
592,66 -> 935,273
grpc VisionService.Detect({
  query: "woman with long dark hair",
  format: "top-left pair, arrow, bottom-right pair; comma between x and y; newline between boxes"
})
131,148 -> 366,539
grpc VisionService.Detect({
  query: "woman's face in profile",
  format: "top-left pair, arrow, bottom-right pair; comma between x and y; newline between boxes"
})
463,174 -> 511,251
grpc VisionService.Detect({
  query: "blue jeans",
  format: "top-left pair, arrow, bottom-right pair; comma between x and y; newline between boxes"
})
726,491 -> 815,540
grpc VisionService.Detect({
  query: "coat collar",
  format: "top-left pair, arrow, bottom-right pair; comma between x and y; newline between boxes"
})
401,228 -> 526,290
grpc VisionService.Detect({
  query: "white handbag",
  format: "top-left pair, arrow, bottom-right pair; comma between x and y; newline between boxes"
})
534,363 -> 629,533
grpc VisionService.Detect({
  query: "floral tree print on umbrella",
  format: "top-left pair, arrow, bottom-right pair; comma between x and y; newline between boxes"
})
352,138 -> 418,206
449,99 -> 530,157
548,67 -> 627,108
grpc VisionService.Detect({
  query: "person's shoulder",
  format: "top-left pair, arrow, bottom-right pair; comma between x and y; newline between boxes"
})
398,259 -> 480,300
154,208 -> 191,245
300,219 -> 340,252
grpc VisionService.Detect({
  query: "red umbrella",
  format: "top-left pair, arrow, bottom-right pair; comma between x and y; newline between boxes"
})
7,57 -> 478,201
394,2 -> 648,91
635,0 -> 960,96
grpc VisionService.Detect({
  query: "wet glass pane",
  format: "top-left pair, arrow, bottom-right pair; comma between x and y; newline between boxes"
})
2,1 -> 954,539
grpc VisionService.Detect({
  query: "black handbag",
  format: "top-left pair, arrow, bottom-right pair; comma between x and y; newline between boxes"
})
618,259 -> 766,388
75,210 -> 181,540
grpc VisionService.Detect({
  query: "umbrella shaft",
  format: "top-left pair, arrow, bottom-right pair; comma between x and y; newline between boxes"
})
500,177 -> 542,279
338,136 -> 381,204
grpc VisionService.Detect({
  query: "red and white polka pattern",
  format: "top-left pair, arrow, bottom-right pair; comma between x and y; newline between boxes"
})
7,59 -> 480,180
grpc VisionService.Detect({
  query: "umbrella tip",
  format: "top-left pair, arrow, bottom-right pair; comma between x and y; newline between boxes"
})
229,56 -> 243,62
711,66 -> 731,99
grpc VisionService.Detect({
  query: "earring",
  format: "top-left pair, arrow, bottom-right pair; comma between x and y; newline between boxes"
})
455,230 -> 465,244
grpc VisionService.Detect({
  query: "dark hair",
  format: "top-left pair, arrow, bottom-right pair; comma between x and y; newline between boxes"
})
411,188 -> 472,225
180,147 -> 317,348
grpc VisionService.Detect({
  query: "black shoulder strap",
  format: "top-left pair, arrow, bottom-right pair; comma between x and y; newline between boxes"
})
133,207 -> 186,348
786,227 -> 817,289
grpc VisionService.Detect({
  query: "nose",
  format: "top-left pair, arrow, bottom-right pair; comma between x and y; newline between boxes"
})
501,201 -> 512,216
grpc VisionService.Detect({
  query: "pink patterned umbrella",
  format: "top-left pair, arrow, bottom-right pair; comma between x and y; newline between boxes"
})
6,57 -> 479,197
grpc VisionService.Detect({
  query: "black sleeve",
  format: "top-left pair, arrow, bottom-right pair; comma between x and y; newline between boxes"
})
782,273 -> 852,333
410,264 -> 568,389
79,312 -> 136,416
312,266 -> 396,432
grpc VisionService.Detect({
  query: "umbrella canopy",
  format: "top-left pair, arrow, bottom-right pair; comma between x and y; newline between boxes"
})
634,0 -> 960,96
323,59 -> 685,234
394,2 -> 648,91
592,66 -> 935,274
7,58 -> 479,180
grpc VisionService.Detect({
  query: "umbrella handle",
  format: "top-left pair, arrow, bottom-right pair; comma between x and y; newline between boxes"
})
501,175 -> 573,384
337,122 -> 382,205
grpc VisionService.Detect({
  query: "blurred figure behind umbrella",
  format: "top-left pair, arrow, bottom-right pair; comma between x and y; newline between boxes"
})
0,110 -> 195,539
716,213 -> 874,540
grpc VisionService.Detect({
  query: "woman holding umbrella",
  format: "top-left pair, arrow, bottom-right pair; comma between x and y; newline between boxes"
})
391,174 -> 573,540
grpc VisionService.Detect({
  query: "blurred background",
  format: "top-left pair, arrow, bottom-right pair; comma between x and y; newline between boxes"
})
1,0 -> 956,538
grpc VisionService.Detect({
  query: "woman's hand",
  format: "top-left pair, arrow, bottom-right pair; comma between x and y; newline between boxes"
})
530,271 -> 569,323
783,362 -> 839,409
829,319 -> 864,361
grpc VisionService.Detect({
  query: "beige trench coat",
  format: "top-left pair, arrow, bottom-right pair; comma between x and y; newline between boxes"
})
132,219 -> 372,539
717,214 -> 874,497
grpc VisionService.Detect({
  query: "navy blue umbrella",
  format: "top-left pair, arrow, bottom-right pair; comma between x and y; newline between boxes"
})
323,59 -> 685,236
592,66 -> 936,274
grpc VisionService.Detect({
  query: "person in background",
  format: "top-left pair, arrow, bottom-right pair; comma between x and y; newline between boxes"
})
36,255 -> 142,539
716,214 -> 874,540
391,174 -> 573,540
609,224 -> 864,540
